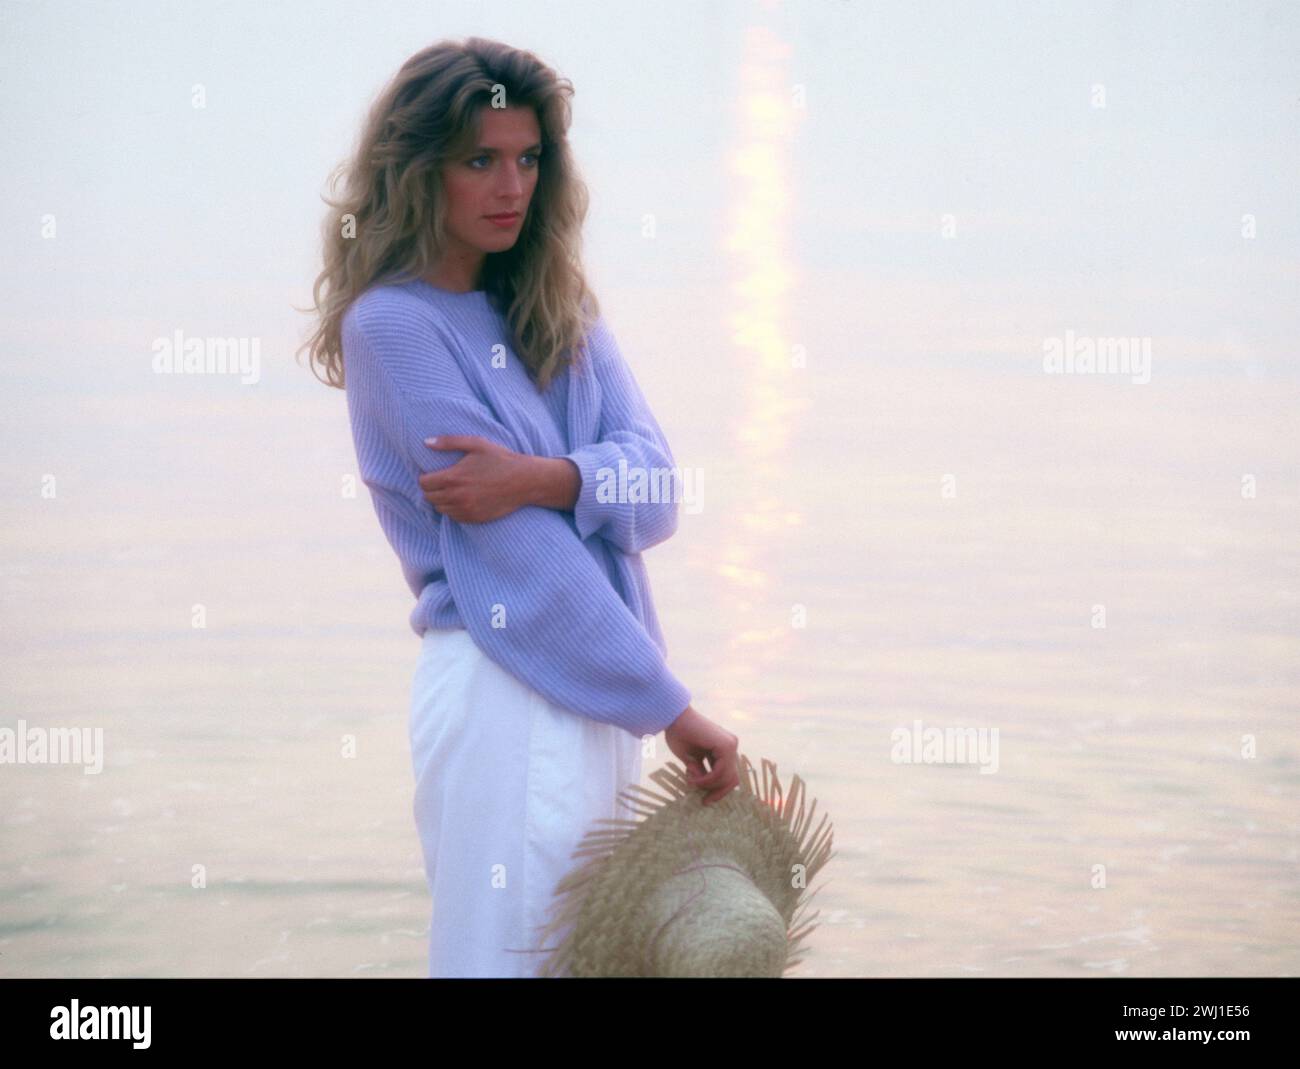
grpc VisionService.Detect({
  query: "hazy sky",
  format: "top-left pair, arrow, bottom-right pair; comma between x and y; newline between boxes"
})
2,0 -> 1296,409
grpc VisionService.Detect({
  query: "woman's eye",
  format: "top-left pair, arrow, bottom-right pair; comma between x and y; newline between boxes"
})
468,153 -> 541,169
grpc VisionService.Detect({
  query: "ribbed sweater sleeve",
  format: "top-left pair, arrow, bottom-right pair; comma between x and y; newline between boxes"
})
560,316 -> 683,554
342,297 -> 691,740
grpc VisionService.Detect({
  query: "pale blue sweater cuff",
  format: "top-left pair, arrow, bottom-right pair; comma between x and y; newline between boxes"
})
561,442 -> 679,552
562,441 -> 622,543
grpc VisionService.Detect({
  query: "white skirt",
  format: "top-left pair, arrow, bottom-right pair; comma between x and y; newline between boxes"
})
408,627 -> 643,978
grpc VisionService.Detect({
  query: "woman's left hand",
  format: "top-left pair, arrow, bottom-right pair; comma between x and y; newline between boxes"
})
418,436 -> 533,523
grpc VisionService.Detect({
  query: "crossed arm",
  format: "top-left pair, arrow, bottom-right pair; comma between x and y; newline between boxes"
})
417,316 -> 682,554
344,304 -> 691,737
417,439 -> 582,519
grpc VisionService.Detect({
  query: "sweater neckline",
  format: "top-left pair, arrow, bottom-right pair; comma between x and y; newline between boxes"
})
408,278 -> 489,301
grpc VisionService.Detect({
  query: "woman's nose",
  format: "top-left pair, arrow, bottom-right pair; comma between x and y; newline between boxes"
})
496,165 -> 526,196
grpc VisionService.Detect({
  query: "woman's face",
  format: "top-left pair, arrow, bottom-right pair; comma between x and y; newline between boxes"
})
439,104 -> 542,268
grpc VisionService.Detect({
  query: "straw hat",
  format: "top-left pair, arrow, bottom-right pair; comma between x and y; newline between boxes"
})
531,753 -> 835,977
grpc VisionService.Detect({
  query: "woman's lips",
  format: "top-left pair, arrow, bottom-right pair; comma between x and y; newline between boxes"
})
485,212 -> 520,227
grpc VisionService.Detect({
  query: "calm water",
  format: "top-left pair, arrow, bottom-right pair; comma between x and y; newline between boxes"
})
2,354 -> 1296,977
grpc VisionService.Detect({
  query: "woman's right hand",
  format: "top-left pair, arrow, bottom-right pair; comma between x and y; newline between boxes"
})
664,705 -> 740,805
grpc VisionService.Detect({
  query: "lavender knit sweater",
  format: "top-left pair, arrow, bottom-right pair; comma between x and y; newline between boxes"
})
341,278 -> 691,739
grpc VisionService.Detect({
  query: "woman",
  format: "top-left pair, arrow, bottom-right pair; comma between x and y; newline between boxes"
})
299,37 -> 739,978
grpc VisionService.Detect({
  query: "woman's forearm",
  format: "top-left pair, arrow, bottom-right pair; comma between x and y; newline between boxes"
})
519,454 -> 581,511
